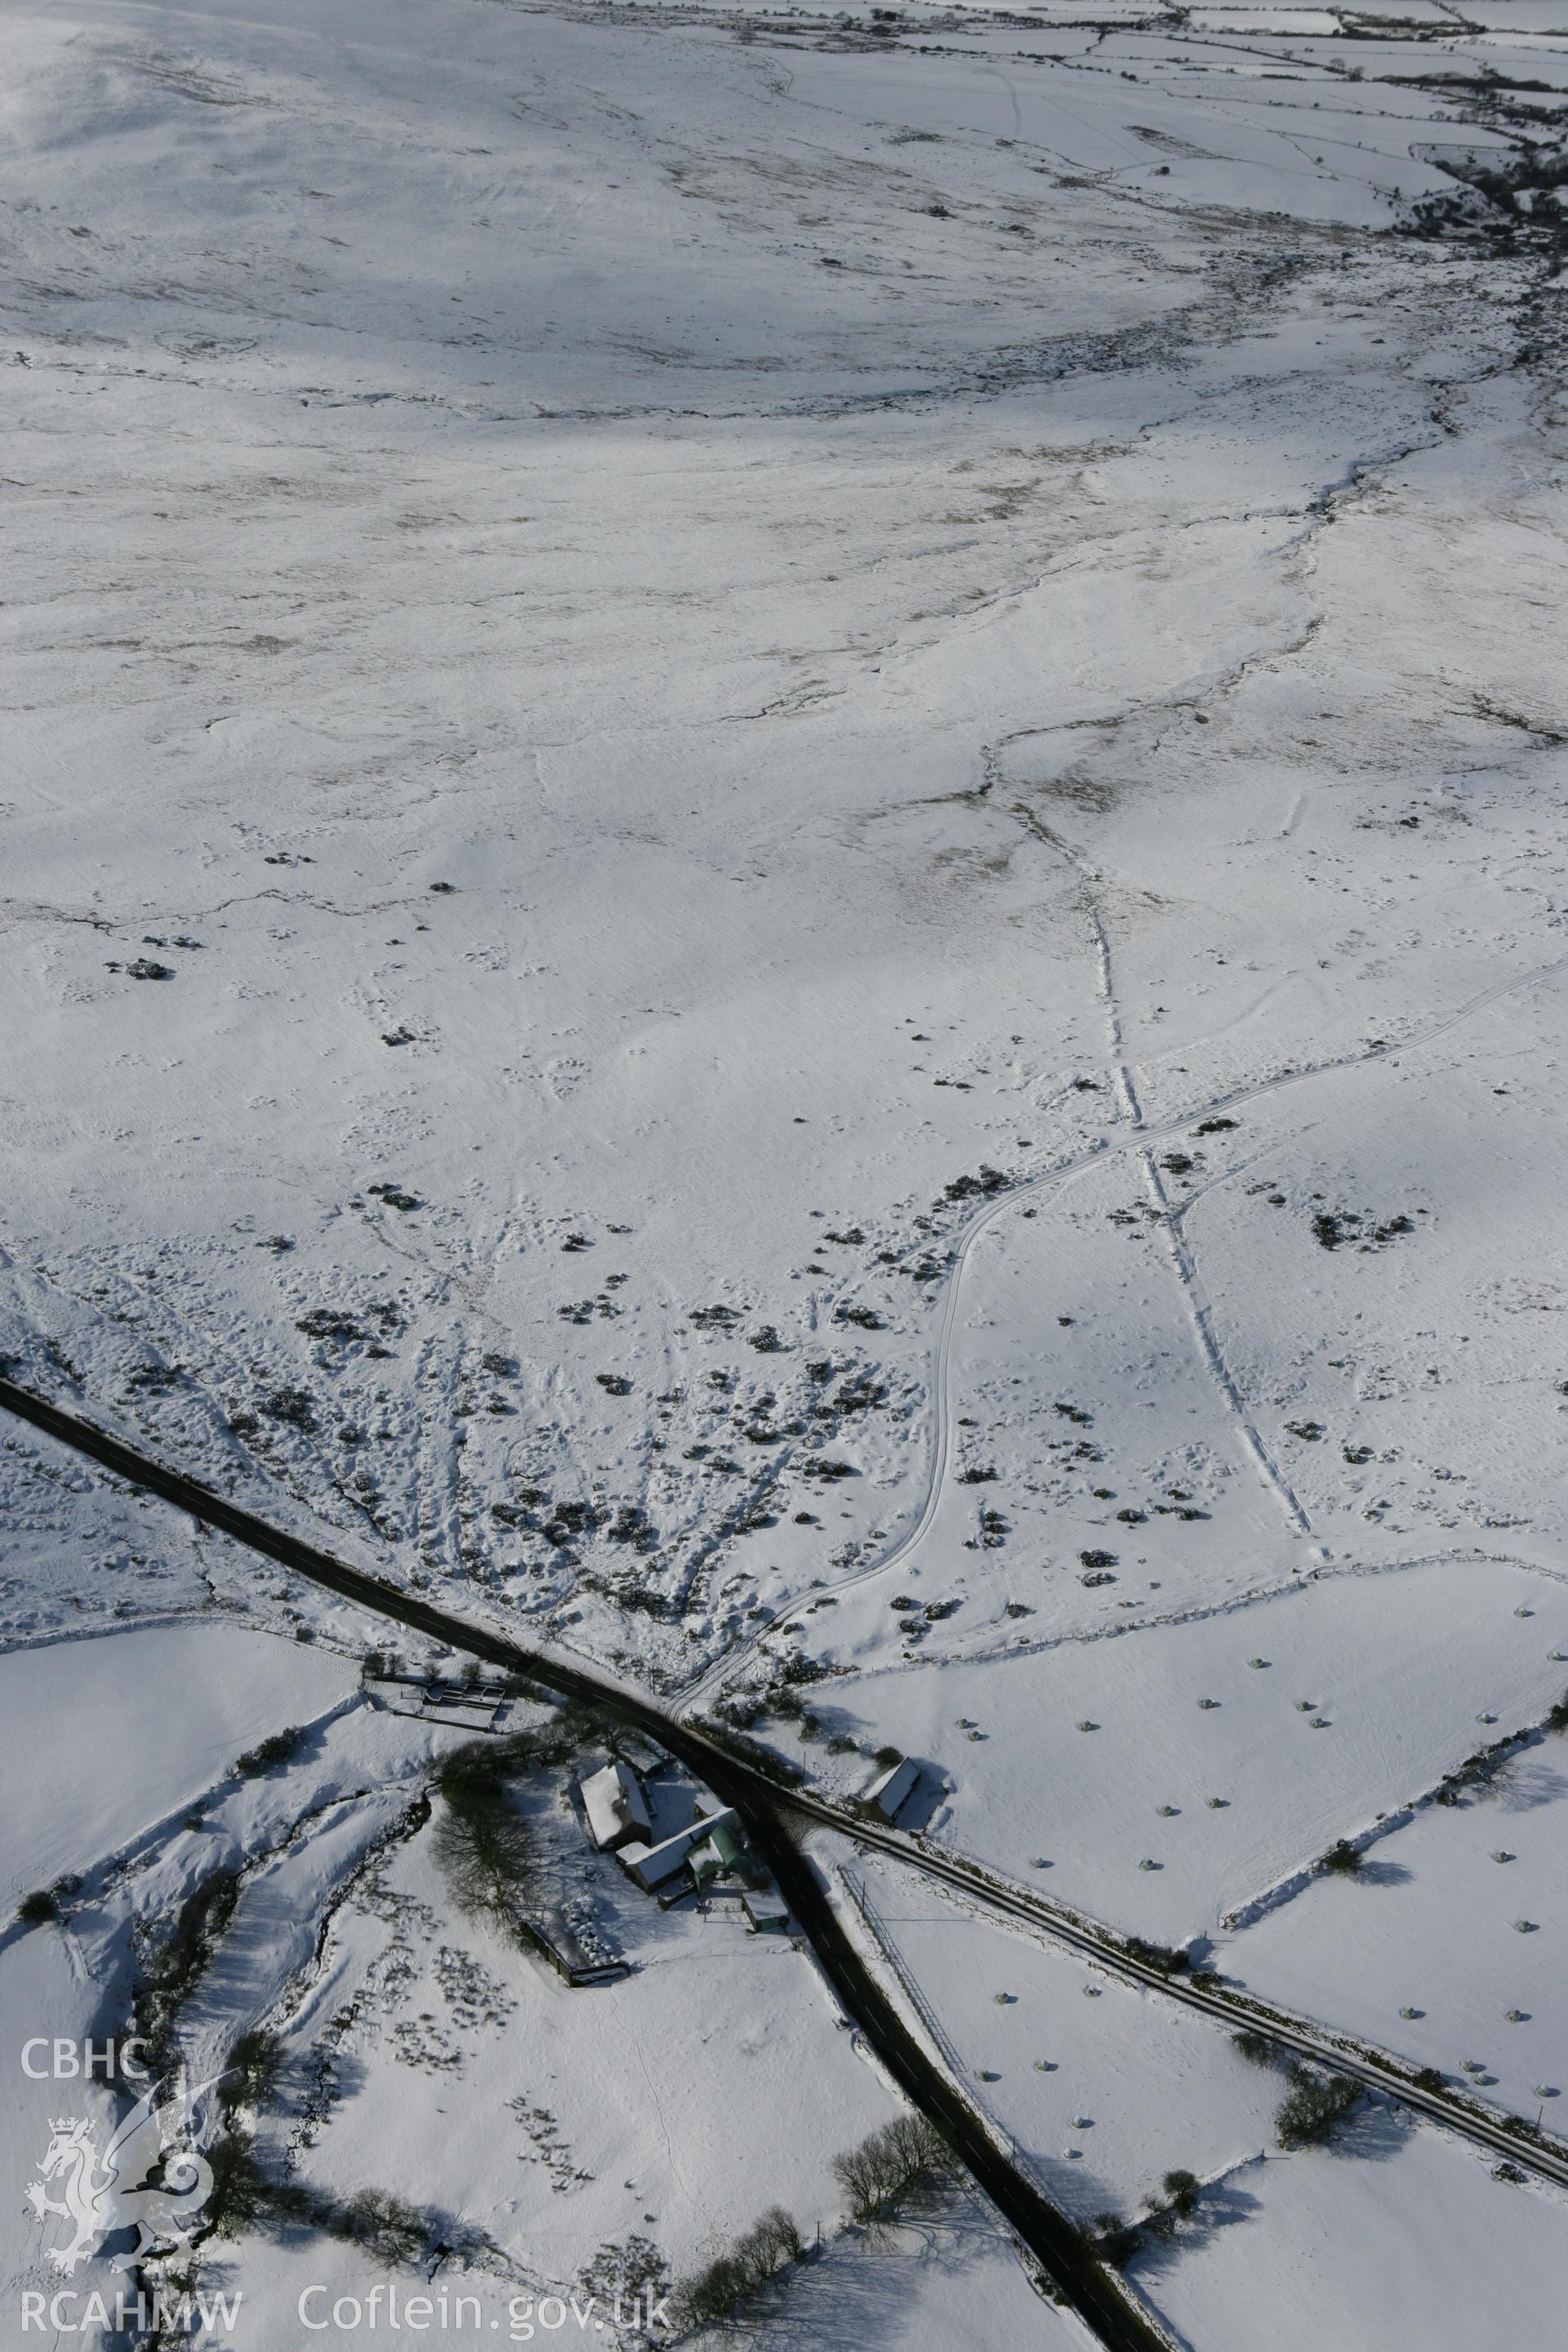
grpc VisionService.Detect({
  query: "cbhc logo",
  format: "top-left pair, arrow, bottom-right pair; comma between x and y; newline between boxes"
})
20,2042 -> 154,2080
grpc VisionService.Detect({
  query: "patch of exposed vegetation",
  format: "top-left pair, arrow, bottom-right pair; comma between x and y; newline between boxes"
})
941,1166 -> 1009,1204
432,1719 -> 591,1945
233,1726 -> 310,1779
832,2114 -> 954,2231
1312,1207 -> 1415,1253
1233,2029 -> 1290,2071
1275,2065 -> 1362,2150
668,2207 -> 804,2329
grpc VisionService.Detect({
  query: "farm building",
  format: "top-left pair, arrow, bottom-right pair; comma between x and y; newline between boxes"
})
740,1882 -> 791,1933
579,1757 -> 655,1851
688,1815 -> 747,1886
862,1756 -> 920,1823
618,1802 -> 741,1891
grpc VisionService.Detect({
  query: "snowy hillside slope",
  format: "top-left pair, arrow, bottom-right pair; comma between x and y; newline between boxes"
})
3,0 -> 1567,2340
4,0 -> 1566,1686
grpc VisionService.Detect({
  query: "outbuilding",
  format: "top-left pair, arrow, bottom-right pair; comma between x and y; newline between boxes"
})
862,1756 -> 920,1823
688,1815 -> 746,1887
740,1882 -> 790,1933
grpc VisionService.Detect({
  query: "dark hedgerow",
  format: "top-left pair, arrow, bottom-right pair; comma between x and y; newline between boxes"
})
668,2207 -> 804,2330
1124,1936 -> 1188,1978
329,2188 -> 430,2265
220,2029 -> 284,2118
431,1731 -> 568,1944
1275,2068 -> 1361,2150
130,1864 -> 247,2075
203,2128 -> 288,2238
233,1726 -> 309,1779
832,2114 -> 954,2230
153,1868 -> 243,1998
1091,2209 -> 1139,2268
202,2130 -> 439,2263
1160,2168 -> 1201,2221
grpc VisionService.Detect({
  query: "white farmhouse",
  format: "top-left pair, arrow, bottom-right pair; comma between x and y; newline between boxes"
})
579,1757 -> 654,1851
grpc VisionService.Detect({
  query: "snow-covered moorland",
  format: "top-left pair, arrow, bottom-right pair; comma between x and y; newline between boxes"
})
3,0 -> 1567,2341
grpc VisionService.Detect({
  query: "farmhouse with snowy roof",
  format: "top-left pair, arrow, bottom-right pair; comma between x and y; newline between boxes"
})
579,1756 -> 654,1851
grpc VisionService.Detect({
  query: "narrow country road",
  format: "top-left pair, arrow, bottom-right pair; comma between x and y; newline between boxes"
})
3,1371 -> 1565,2323
0,1373 -> 1169,2352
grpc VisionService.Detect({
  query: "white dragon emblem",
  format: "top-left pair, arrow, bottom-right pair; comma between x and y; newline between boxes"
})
27,2077 -> 216,2274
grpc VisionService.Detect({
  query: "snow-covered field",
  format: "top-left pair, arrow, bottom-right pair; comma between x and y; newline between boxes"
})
5,0 -> 1567,1689
833,1839 -> 1568,2352
3,0 -> 1566,2337
690,2183 -> 1094,2351
1218,1725 -> 1568,2122
0,1624 -> 358,1902
831,1844 -> 1291,2223
754,1557 -> 1568,1940
274,1816 -> 899,2289
1135,2126 -> 1568,2352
